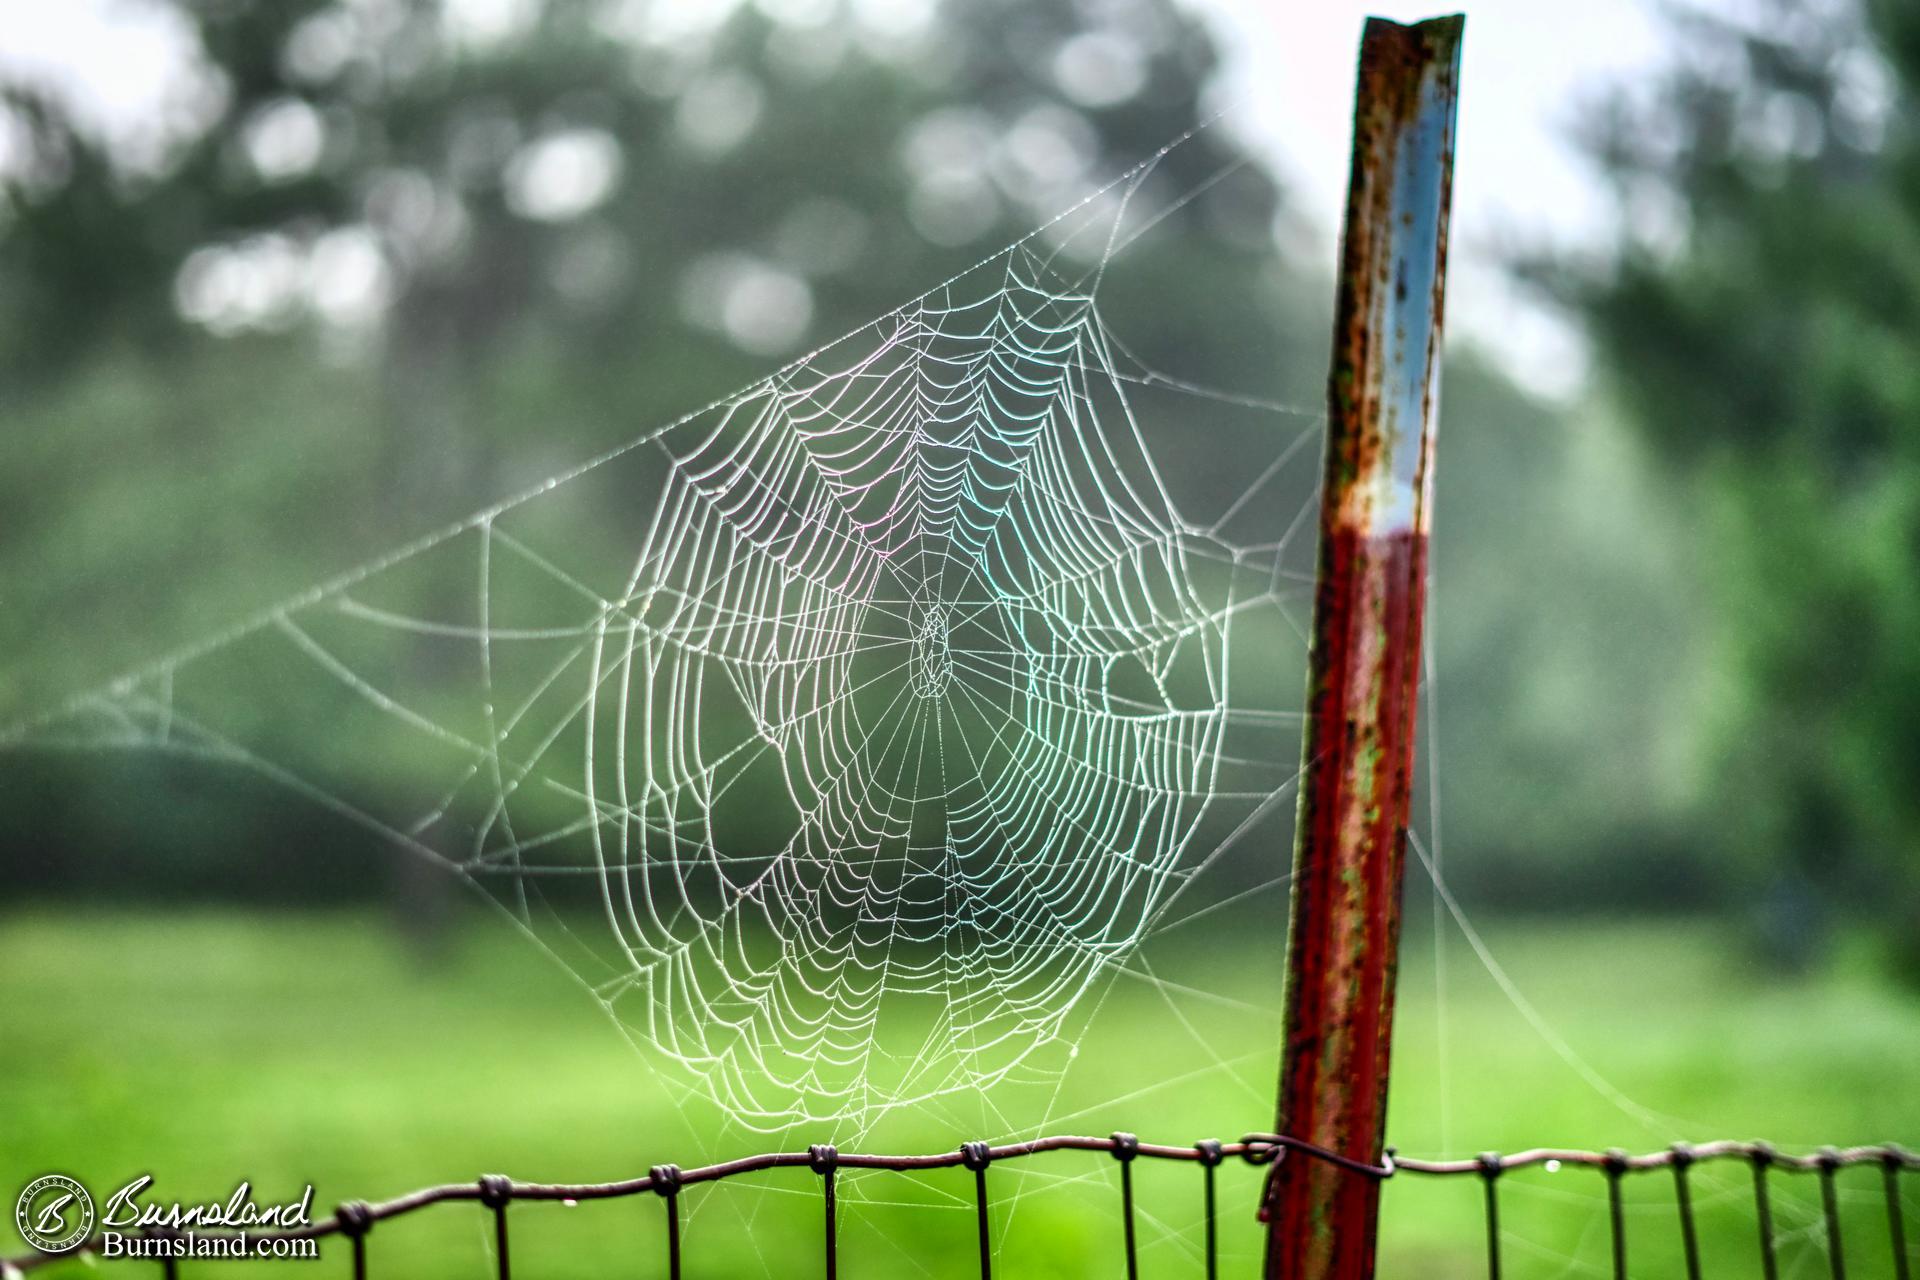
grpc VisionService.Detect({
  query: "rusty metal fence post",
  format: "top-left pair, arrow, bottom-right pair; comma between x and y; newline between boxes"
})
1263,15 -> 1464,1280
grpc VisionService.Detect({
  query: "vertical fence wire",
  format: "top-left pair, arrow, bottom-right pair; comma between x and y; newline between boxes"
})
962,1142 -> 992,1280
1197,1139 -> 1224,1280
1477,1152 -> 1502,1280
1752,1143 -> 1780,1280
1818,1148 -> 1848,1280
1672,1144 -> 1702,1280
477,1175 -> 511,1280
651,1164 -> 682,1280
1112,1132 -> 1139,1280
1886,1149 -> 1911,1280
665,1193 -> 681,1280
337,1201 -> 372,1280
1603,1150 -> 1628,1280
809,1145 -> 838,1280
19,1135 -> 1919,1280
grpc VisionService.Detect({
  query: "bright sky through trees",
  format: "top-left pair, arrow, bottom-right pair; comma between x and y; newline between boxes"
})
0,0 -> 1688,393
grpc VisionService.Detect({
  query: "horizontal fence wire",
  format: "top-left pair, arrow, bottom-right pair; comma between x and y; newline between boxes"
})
4,1135 -> 1911,1279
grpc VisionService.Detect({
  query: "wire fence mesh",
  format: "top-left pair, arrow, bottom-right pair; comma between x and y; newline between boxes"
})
7,1133 -> 1912,1280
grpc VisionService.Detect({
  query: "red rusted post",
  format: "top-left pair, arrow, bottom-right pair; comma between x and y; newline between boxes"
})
1263,15 -> 1463,1280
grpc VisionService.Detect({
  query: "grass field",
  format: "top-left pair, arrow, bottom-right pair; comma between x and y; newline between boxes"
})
1,909 -> 1914,1278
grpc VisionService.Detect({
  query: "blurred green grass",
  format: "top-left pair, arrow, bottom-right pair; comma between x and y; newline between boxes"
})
1,910 -> 1913,1278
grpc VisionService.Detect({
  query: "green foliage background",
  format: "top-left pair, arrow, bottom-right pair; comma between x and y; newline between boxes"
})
0,0 -> 1728,928
1539,0 -> 1920,970
0,0 -> 1915,1271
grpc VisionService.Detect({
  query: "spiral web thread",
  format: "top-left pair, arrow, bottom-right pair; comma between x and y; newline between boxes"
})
1,155 -> 1326,1134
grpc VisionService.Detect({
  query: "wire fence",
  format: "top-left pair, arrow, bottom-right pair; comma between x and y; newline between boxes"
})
6,1132 -> 1912,1280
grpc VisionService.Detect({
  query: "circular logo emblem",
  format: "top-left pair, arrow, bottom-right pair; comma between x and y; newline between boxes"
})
15,1175 -> 95,1254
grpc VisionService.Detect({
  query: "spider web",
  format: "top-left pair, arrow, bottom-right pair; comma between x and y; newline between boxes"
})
2,144 -> 1324,1137
2,120 -> 1897,1280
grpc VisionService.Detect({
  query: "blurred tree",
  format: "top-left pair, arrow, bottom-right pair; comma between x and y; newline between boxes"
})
0,0 -> 1715,932
1546,0 -> 1920,971
0,0 -> 1314,905
1,0 -> 1304,566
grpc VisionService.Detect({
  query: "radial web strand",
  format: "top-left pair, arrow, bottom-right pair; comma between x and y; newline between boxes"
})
2,158 -> 1331,1135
